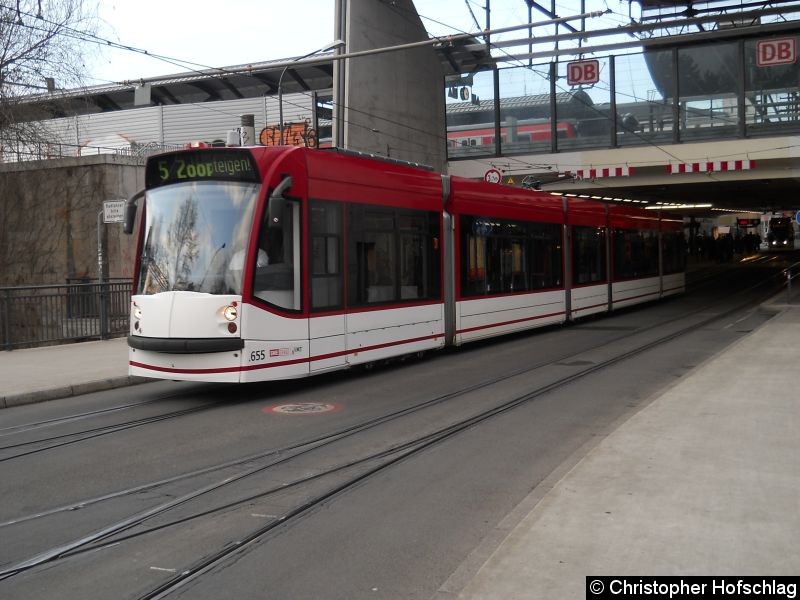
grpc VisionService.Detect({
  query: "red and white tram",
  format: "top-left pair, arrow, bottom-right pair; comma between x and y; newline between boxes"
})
124,146 -> 685,383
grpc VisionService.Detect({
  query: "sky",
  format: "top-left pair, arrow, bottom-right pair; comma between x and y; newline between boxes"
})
86,0 -> 636,86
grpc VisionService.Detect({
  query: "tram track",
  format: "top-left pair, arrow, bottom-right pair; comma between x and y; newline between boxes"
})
110,266 -> 800,600
0,383 -> 231,437
0,256 -> 783,529
0,403 -> 226,462
0,259 -> 790,596
0,254 -> 781,467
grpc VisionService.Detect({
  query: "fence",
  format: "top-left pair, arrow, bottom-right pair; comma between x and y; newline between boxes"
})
0,138 -> 184,164
0,280 -> 132,350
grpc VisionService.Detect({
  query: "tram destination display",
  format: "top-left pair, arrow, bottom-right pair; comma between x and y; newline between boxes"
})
146,149 -> 260,188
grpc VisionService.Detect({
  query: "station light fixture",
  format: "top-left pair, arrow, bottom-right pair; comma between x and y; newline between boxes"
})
645,203 -> 712,210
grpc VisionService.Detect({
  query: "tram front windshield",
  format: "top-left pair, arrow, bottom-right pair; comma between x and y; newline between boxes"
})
136,180 -> 260,295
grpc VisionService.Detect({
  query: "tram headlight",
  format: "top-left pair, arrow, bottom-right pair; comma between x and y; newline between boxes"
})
133,306 -> 143,320
223,305 -> 238,321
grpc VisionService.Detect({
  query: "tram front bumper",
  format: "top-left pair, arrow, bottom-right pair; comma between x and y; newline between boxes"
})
128,339 -> 245,383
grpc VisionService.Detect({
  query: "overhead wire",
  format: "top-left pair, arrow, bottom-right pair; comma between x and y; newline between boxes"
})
9,7 -> 235,84
414,2 -> 718,175
4,1 -> 788,174
9,1 -> 456,164
410,1 -> 769,178
11,1 -> 451,165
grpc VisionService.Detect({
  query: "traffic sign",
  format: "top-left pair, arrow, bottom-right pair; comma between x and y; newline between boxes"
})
567,59 -> 600,85
756,38 -> 797,67
484,169 -> 502,184
103,200 -> 126,223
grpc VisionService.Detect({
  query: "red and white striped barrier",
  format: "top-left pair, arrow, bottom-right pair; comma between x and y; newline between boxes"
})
561,166 -> 634,179
668,160 -> 755,174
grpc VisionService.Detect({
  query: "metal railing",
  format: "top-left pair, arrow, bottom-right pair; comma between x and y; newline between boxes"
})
0,138 -> 184,164
0,280 -> 132,350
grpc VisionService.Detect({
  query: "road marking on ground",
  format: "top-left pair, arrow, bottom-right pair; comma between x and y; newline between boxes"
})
150,567 -> 176,573
263,402 -> 343,415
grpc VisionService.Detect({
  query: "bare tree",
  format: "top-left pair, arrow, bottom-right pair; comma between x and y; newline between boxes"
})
1,0 -> 99,154
0,1 -> 102,287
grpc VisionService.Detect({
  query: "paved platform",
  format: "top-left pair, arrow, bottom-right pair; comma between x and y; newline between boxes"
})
0,336 -> 141,408
0,293 -> 798,599
438,300 -> 800,599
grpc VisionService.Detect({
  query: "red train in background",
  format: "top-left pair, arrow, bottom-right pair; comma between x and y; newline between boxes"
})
447,119 -> 578,149
124,145 -> 685,383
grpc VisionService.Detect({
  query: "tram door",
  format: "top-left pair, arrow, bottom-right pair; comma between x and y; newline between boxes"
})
308,200 -> 347,372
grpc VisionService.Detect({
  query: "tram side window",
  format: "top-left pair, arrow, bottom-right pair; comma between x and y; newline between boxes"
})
310,200 -> 343,310
347,205 -> 440,306
662,231 -> 686,275
460,215 -> 562,297
572,226 -> 607,285
252,196 -> 300,311
613,228 -> 659,280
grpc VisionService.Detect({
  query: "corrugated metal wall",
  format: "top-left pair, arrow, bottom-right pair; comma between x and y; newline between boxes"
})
3,92 -> 318,160
78,106 -> 162,150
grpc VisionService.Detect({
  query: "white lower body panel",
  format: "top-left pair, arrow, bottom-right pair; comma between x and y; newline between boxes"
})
129,303 -> 447,383
570,284 -> 609,319
662,273 -> 686,298
455,291 -> 567,345
129,348 -> 242,383
612,277 -> 661,309
345,304 -> 445,366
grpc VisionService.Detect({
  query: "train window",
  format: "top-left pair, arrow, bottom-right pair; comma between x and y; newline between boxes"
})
365,230 -> 397,302
572,226 -> 607,285
347,205 -> 440,306
460,215 -> 562,297
613,229 -> 659,280
252,197 -> 301,311
310,200 -> 343,310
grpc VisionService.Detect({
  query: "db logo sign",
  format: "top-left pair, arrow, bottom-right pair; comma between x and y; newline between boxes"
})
567,60 -> 600,86
756,38 -> 797,67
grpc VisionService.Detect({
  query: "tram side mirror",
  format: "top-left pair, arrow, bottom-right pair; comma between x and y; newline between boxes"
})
123,189 -> 146,235
268,197 -> 286,227
267,176 -> 293,227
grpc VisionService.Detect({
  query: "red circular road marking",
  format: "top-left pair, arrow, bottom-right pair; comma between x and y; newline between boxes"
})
263,402 -> 344,415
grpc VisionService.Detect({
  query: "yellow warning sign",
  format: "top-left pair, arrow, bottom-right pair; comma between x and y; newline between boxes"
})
506,177 -> 515,185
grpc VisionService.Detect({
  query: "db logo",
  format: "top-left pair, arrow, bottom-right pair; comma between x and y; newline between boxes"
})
757,38 -> 797,67
567,59 -> 600,85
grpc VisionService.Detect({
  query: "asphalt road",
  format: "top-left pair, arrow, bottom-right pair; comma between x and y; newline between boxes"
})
0,256 -> 789,600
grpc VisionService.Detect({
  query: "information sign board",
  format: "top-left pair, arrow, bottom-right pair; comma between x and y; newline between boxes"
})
103,200 -> 127,224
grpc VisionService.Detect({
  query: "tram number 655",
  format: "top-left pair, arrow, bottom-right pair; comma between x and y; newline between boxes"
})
249,350 -> 266,362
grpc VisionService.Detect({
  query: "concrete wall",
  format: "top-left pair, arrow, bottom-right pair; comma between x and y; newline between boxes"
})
0,156 -> 143,286
0,0 -> 449,288
335,0 -> 446,171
